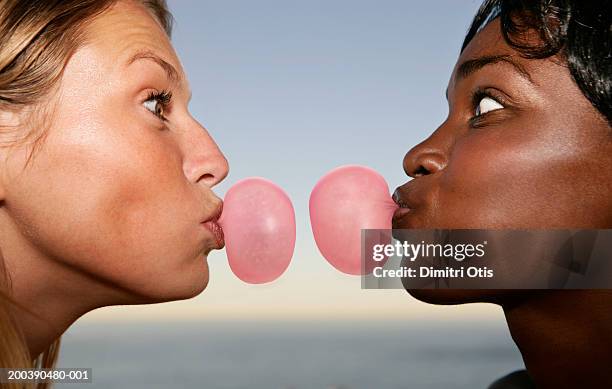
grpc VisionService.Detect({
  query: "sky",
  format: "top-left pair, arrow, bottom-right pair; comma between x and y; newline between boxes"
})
84,0 -> 504,323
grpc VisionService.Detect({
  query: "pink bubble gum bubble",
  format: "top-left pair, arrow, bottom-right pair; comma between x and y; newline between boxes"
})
309,165 -> 398,275
218,178 -> 296,284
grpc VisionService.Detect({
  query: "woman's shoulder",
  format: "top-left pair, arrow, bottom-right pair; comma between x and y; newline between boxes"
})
488,370 -> 536,389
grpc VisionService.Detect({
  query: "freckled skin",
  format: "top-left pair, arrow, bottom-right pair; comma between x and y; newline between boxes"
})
392,20 -> 612,388
0,1 -> 228,356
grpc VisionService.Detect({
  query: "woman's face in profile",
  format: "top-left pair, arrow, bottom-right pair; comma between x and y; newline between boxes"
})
393,19 -> 612,303
2,1 -> 228,302
394,19 -> 611,230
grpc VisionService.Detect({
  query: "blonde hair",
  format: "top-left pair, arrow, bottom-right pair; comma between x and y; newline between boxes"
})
0,1 -> 173,387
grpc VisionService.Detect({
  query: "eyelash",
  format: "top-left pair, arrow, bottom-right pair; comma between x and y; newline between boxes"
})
144,89 -> 173,121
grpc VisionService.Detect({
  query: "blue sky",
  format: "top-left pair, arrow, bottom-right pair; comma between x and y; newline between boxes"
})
86,0 -> 504,322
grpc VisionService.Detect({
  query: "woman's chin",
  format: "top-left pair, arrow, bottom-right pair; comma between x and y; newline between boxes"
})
136,256 -> 211,303
406,289 -> 490,305
174,257 -> 210,300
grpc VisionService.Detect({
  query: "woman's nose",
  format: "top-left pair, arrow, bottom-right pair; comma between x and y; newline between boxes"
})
182,120 -> 229,188
402,135 -> 448,178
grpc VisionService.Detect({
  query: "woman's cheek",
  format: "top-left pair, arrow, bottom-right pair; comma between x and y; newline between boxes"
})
82,140 -> 204,288
436,134 -> 540,228
13,122 -> 204,299
437,126 -> 597,229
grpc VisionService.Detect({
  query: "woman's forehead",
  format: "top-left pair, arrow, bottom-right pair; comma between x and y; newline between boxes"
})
455,19 -> 511,72
447,18 -> 552,94
84,0 -> 178,68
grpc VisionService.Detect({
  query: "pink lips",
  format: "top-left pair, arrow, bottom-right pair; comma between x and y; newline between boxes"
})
202,202 -> 225,249
202,220 -> 225,249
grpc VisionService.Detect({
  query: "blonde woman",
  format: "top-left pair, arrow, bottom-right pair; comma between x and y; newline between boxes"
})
0,0 -> 228,383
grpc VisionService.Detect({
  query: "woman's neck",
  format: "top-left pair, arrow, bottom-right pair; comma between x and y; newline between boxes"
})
0,214 -> 130,359
503,291 -> 612,388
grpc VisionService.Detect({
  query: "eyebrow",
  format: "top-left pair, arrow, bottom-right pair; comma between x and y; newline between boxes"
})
455,54 -> 533,84
446,54 -> 534,100
127,49 -> 182,84
127,50 -> 193,103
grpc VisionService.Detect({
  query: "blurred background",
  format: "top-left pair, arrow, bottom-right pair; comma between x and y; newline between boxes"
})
57,1 -> 525,388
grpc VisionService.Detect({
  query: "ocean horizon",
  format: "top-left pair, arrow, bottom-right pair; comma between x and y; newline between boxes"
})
55,320 -> 525,389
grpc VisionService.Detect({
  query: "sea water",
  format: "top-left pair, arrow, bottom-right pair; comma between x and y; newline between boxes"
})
56,320 -> 524,389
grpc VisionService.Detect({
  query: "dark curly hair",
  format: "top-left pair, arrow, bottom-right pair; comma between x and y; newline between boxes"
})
462,0 -> 611,125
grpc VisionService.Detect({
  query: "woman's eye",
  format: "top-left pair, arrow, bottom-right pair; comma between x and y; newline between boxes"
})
475,96 -> 504,116
143,98 -> 164,118
143,90 -> 172,120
